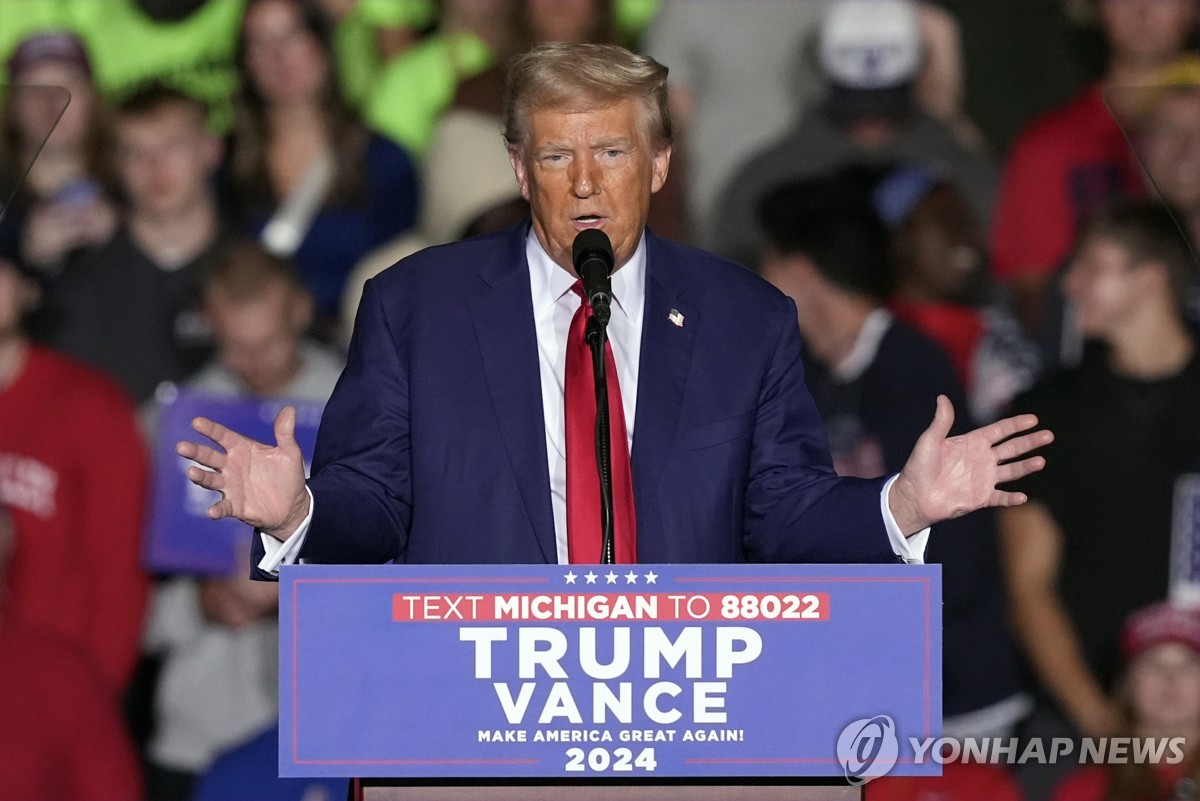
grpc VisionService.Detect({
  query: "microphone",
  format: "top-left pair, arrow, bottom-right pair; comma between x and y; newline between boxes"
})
572,229 -> 614,326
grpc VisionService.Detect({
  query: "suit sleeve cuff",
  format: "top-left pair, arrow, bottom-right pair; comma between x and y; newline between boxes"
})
882,474 -> 930,564
257,486 -> 314,576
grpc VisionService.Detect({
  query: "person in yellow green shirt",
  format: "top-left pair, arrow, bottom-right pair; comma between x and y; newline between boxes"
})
65,0 -> 246,132
322,0 -> 436,109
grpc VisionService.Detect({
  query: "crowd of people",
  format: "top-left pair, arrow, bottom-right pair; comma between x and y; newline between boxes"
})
0,1 -> 1198,800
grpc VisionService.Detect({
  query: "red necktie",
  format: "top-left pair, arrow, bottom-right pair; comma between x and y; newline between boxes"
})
564,281 -> 638,564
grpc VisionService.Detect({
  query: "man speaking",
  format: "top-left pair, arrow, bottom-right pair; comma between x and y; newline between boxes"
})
177,43 -> 1051,572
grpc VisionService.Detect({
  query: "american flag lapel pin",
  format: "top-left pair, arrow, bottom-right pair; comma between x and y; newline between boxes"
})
668,308 -> 685,327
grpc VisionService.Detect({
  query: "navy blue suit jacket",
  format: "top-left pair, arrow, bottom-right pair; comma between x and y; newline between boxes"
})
262,223 -> 897,569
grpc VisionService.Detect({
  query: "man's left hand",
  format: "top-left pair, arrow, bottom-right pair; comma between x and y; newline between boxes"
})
889,395 -> 1053,535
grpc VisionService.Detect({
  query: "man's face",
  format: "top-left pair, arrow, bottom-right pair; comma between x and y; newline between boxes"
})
900,186 -> 982,300
206,281 -> 308,396
1063,236 -> 1155,337
509,97 -> 670,273
1100,0 -> 1196,64
116,106 -> 220,220
1140,89 -> 1200,213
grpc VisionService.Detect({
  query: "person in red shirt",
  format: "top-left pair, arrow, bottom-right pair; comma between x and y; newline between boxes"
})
1052,601 -> 1200,801
876,164 -> 1041,422
0,245 -> 149,693
0,504 -> 144,801
989,0 -> 1195,335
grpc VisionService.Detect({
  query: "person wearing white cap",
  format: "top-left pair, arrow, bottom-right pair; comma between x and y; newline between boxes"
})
711,0 -> 997,272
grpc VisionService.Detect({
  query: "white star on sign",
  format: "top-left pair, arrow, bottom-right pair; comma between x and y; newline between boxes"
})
644,571 -> 658,584
585,571 -> 598,584
625,571 -> 639,584
605,571 -> 619,584
564,571 -> 577,584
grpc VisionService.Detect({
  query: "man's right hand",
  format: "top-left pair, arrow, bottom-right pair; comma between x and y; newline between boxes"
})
176,406 -> 310,542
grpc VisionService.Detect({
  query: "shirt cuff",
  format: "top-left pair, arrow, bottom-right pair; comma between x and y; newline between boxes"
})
257,486 -> 314,576
881,474 -> 930,564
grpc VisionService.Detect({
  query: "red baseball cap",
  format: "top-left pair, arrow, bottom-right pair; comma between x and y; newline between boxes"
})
1121,601 -> 1200,660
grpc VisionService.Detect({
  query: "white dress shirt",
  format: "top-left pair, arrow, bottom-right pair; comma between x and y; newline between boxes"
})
260,230 -> 928,573
529,229 -> 644,564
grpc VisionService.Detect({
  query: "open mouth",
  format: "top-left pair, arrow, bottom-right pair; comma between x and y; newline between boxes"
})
573,215 -> 605,227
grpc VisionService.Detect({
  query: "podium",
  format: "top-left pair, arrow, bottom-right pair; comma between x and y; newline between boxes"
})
357,779 -> 863,799
280,563 -> 942,799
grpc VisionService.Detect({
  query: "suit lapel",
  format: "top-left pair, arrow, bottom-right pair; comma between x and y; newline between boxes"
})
467,225 -> 557,562
632,233 -> 697,517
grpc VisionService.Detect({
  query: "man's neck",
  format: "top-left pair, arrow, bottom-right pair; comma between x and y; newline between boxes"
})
241,351 -> 303,397
1109,312 -> 1195,379
818,298 -> 876,369
529,225 -> 640,280
0,337 -> 30,392
128,196 -> 218,269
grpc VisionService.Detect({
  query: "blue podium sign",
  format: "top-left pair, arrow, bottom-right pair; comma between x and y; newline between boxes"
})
280,563 -> 941,779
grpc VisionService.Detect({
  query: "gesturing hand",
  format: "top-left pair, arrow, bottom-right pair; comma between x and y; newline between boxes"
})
176,406 -> 310,542
889,395 -> 1053,535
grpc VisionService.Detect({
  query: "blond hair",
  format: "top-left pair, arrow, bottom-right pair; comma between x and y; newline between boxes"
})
502,42 -> 672,153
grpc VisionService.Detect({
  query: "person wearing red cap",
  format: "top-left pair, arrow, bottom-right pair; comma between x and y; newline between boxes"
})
1052,601 -> 1200,801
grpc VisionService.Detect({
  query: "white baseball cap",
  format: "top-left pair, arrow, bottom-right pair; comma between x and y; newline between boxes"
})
819,0 -> 922,90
